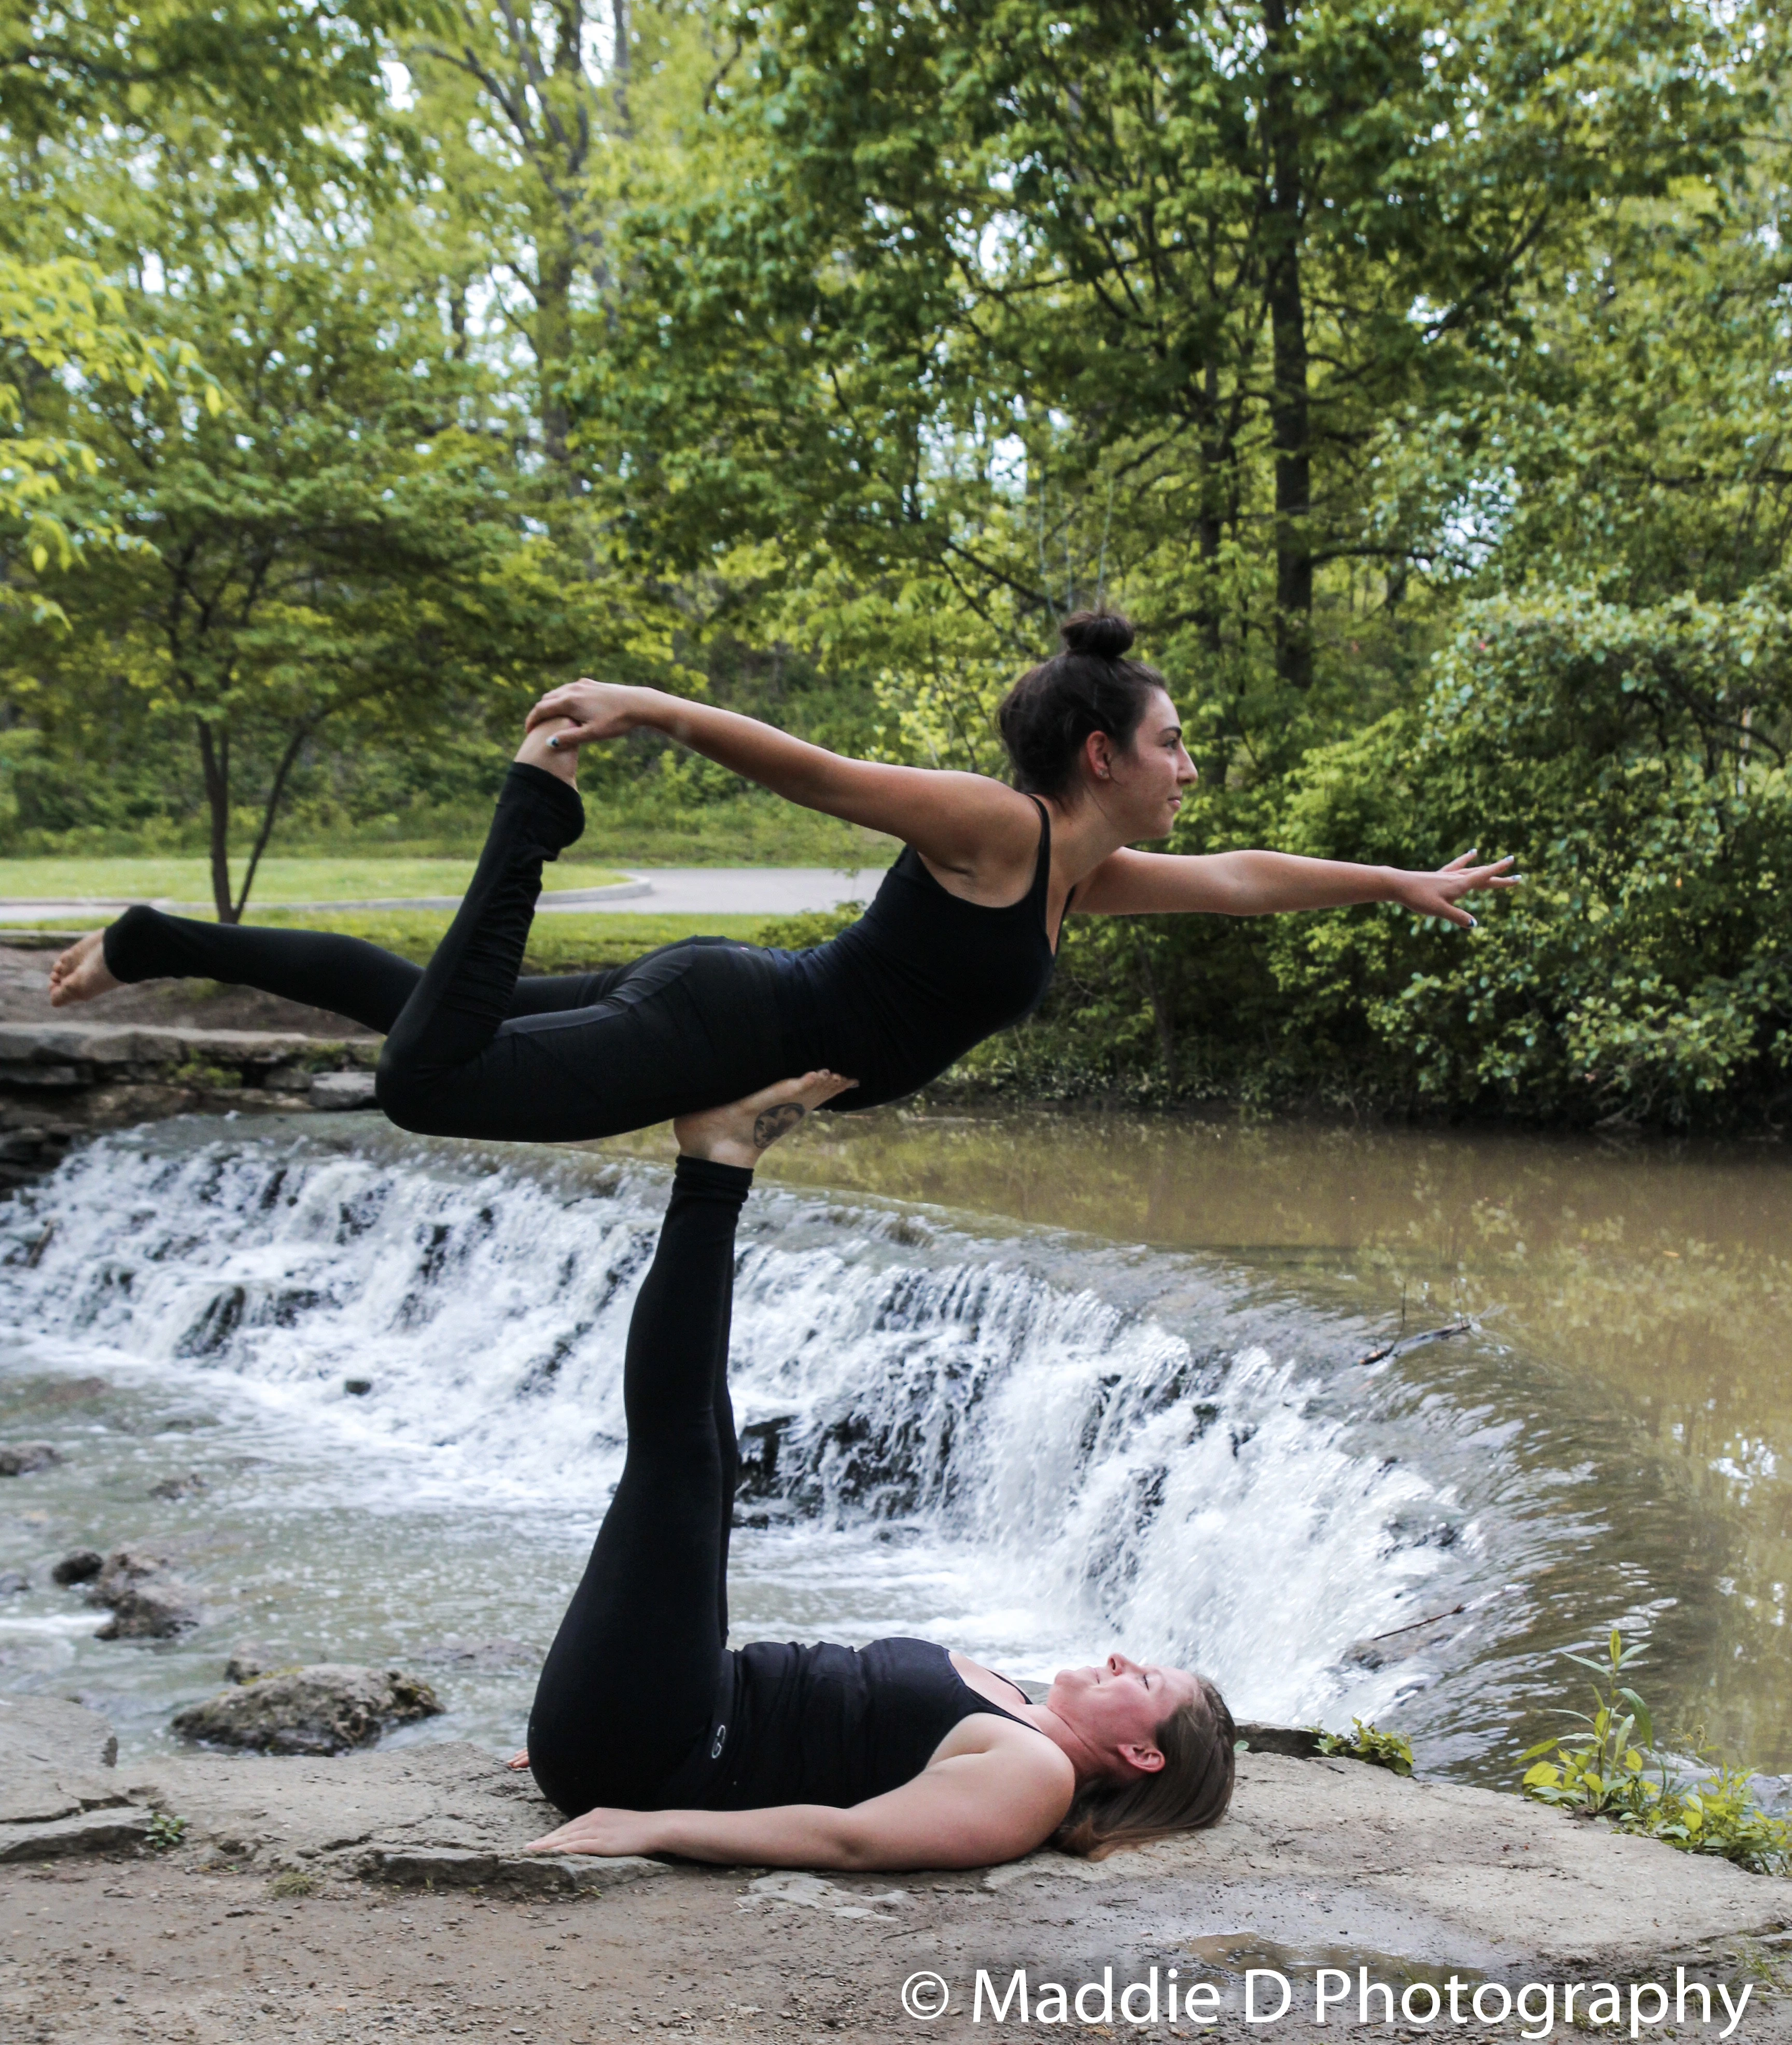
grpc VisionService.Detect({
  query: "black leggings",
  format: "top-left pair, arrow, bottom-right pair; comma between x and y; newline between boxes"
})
526,1152 -> 751,1816
103,765 -> 792,1143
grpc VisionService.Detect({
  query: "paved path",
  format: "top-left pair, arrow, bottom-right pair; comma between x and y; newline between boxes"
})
0,867 -> 887,925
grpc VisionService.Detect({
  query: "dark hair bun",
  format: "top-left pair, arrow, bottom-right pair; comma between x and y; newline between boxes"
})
1059,609 -> 1135,660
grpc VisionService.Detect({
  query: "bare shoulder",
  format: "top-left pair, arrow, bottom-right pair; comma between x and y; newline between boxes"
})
934,1709 -> 1074,1785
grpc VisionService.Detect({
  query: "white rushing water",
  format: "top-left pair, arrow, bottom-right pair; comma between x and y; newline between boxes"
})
0,1117 -> 1531,1748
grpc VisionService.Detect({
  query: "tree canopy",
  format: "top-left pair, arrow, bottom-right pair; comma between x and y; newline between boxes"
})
2,0 -> 1788,1121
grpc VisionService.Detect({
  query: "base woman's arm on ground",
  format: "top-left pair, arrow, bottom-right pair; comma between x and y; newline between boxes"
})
525,1722 -> 1075,1872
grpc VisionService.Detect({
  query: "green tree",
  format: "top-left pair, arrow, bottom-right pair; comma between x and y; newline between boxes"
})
1,253 -> 216,611
3,200 -> 555,921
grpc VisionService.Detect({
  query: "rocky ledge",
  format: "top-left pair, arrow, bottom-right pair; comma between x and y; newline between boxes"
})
3,1690 -> 1788,1997
0,1020 -> 378,1189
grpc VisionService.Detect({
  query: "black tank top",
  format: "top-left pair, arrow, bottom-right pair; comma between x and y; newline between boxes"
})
773,799 -> 1058,1109
690,1637 -> 1036,1812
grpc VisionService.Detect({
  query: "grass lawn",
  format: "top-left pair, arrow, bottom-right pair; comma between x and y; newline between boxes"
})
0,857 -> 625,905
250,907 -> 777,973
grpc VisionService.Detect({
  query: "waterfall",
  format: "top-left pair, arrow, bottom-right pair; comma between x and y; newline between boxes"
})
0,1119 -> 1504,1726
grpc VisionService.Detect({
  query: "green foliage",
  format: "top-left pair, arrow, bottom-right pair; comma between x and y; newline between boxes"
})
4,0 -> 1792,1125
1314,1719 -> 1416,1777
1520,1630 -> 1792,1876
145,1810 -> 188,1851
0,254 -> 219,605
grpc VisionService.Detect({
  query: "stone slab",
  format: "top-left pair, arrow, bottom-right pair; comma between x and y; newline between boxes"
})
987,1751 -> 1791,1972
356,1842 -> 669,1893
2,1694 -> 1787,1979
0,1692 -> 121,1825
0,1021 -> 372,1067
0,1806 -> 153,1859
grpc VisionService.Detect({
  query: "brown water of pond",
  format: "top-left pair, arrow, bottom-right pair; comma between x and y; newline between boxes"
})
605,1108 -> 1792,1780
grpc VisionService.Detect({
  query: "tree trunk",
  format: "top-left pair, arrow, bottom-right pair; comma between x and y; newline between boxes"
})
1135,933 -> 1177,1089
1263,0 -> 1313,693
536,251 -> 576,472
231,726 -> 311,920
196,721 -> 236,924
1196,358 -> 1226,661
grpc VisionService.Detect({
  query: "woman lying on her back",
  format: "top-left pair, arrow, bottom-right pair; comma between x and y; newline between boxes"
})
49,611 -> 1515,1147
512,1070 -> 1235,1871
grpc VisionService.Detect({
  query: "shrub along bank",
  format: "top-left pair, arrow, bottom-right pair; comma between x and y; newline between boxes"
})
852,591 -> 1792,1134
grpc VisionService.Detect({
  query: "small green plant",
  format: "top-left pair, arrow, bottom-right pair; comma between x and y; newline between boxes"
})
1314,1718 -> 1415,1776
1519,1629 -> 1792,1876
145,1811 -> 188,1851
267,1869 -> 317,1899
170,1058 -> 239,1091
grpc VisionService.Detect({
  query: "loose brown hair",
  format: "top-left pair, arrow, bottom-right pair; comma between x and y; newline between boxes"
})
1052,1675 -> 1236,1860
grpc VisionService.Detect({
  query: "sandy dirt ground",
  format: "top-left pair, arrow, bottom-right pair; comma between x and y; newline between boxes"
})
3,1854 -> 956,2045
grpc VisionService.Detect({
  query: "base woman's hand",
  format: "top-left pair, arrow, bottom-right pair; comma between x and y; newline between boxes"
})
524,679 -> 651,749
1388,851 -> 1519,928
524,1806 -> 666,1857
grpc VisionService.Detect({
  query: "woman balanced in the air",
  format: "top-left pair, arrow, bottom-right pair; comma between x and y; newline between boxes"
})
50,613 -> 1513,1139
516,1068 -> 1235,1868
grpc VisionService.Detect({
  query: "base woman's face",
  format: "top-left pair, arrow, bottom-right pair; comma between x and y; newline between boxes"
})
1047,1653 -> 1200,1772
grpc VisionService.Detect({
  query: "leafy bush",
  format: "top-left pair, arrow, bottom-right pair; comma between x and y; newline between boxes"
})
951,583 -> 1792,1128
1520,1629 -> 1792,1876
1314,1719 -> 1416,1776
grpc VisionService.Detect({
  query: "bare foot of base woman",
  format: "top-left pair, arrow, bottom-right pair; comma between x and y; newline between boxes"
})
672,1067 -> 859,1167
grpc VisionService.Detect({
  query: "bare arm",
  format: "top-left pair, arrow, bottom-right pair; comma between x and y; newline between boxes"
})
1072,846 -> 1518,929
526,679 -> 1035,877
523,1734 -> 1074,1873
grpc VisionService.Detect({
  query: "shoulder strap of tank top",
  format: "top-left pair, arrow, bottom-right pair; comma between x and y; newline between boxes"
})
1025,795 -> 1076,936
1026,796 -> 1052,906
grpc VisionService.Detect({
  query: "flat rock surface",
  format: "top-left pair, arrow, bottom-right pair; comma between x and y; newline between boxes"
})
0,1020 -> 373,1066
0,941 -> 377,1037
1,1696 -> 1788,2040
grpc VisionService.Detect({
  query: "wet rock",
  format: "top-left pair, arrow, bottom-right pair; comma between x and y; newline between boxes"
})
30,1376 -> 110,1409
735,1416 -> 792,1499
96,1581 -> 200,1640
50,1548 -> 103,1586
171,1664 -> 443,1755
0,1442 -> 61,1477
311,1070 -> 377,1109
148,1471 -> 207,1501
0,1571 -> 27,1596
414,1637 -> 539,1673
1235,1722 -> 1324,1758
87,1548 -> 200,1639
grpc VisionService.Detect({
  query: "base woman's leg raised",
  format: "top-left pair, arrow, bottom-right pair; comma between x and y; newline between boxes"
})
526,1070 -> 852,1818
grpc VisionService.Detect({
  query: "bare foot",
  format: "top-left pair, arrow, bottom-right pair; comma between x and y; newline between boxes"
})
515,714 -> 579,786
48,929 -> 121,1008
673,1070 -> 858,1171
